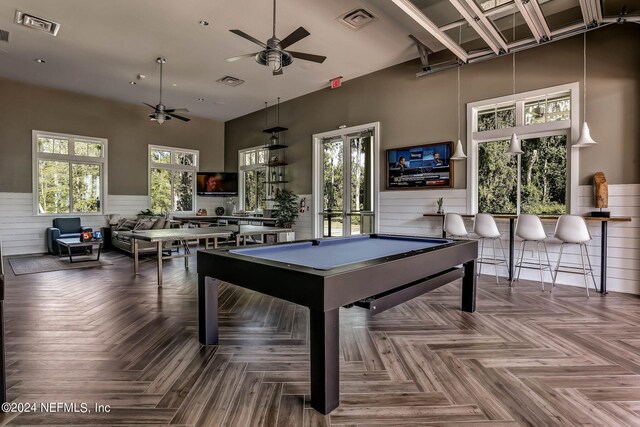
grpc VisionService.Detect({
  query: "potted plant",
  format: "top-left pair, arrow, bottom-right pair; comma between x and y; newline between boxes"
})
436,197 -> 444,214
273,189 -> 299,228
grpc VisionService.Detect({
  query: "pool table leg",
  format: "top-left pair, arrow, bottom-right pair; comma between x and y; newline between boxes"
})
309,308 -> 339,415
462,259 -> 477,313
198,275 -> 219,345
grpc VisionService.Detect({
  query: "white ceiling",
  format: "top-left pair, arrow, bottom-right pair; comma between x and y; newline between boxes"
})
0,0 -> 429,121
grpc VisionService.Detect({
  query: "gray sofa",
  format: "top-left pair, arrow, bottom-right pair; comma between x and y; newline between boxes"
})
111,216 -> 171,256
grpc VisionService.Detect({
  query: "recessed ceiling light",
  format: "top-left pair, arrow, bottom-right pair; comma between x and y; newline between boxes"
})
129,81 -> 137,85
34,58 -> 45,63
172,83 -> 177,87
198,98 -> 205,101
199,20 -> 210,26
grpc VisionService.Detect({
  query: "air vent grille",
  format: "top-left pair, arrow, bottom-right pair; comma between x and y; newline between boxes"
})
14,10 -> 60,36
0,30 -> 9,42
337,8 -> 376,31
216,75 -> 245,87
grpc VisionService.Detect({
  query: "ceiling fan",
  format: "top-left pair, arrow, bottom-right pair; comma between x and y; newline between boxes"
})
144,57 -> 190,124
226,0 -> 326,75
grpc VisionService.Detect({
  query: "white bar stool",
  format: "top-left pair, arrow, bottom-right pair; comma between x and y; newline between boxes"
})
552,215 -> 598,297
443,213 -> 468,239
513,214 -> 553,290
473,213 -> 508,283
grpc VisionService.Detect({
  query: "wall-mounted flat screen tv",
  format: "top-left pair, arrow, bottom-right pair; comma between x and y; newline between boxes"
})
196,172 -> 238,196
386,141 -> 453,189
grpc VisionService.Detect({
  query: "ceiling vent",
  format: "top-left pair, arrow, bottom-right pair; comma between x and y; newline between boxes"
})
0,30 -> 9,43
216,75 -> 245,87
14,10 -> 60,36
337,8 -> 376,31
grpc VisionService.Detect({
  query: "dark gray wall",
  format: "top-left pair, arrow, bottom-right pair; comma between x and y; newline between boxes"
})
225,24 -> 639,195
0,77 -> 225,195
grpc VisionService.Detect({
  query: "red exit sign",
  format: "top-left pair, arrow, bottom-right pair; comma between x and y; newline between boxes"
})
330,76 -> 343,89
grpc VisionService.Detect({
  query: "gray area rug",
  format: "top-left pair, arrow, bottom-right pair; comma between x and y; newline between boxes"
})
9,255 -> 112,275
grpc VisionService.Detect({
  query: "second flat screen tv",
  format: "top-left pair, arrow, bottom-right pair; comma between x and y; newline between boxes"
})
386,141 -> 453,189
197,172 -> 238,196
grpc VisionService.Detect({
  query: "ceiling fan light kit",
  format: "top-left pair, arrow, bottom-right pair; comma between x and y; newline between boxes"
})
143,57 -> 191,124
227,0 -> 326,75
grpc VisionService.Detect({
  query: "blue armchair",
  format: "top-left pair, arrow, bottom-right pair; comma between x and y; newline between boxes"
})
46,218 -> 93,254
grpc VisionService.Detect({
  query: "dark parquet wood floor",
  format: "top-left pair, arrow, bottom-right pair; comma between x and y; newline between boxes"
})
1,249 -> 640,426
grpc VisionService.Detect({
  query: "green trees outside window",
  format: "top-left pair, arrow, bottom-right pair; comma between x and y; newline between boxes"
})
148,147 -> 198,214
478,135 -> 567,214
35,134 -> 105,215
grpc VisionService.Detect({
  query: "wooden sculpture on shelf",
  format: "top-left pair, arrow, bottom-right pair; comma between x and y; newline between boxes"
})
592,171 -> 610,217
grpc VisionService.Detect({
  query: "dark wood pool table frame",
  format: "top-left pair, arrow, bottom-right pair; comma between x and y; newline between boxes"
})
197,234 -> 478,414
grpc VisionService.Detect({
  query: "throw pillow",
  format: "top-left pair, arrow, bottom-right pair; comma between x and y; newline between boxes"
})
151,217 -> 166,229
116,219 -> 137,231
134,217 -> 156,231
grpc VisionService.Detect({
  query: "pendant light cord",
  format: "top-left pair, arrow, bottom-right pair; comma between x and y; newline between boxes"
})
512,10 -> 516,103
264,101 -> 268,128
583,31 -> 587,121
457,25 -> 461,142
277,97 -> 280,126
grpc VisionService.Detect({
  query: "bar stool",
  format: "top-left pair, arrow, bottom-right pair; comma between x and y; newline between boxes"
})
552,214 -> 598,297
513,214 -> 553,290
473,213 -> 508,283
443,213 -> 468,239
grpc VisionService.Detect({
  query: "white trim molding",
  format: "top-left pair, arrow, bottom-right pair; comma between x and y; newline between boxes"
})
466,82 -> 580,214
32,130 -> 108,216
311,122 -> 380,239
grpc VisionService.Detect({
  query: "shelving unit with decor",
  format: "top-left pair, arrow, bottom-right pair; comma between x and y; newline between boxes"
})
262,125 -> 288,207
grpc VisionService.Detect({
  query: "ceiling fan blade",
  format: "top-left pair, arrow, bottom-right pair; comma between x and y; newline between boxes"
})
279,27 -> 310,50
164,108 -> 189,113
168,113 -> 191,122
288,51 -> 327,64
226,52 -> 260,62
229,30 -> 268,49
143,102 -> 157,110
273,69 -> 284,76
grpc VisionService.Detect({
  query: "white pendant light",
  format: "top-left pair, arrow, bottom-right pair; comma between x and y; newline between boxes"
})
450,30 -> 466,160
574,122 -> 597,147
451,140 -> 467,160
507,132 -> 523,155
574,32 -> 597,148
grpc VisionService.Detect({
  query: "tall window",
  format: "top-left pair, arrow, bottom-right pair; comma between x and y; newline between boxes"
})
238,146 -> 267,211
468,83 -> 579,214
149,145 -> 198,213
32,131 -> 107,215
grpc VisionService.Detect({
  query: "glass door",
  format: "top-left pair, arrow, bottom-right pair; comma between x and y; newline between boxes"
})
321,132 -> 374,237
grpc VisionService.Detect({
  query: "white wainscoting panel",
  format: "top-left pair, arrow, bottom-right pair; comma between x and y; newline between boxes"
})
106,195 -> 149,218
379,189 -> 468,237
0,193 -> 109,255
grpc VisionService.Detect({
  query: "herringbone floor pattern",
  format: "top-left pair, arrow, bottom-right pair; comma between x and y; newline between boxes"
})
1,250 -> 640,426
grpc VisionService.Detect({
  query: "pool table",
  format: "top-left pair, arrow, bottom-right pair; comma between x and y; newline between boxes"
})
197,234 -> 478,414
